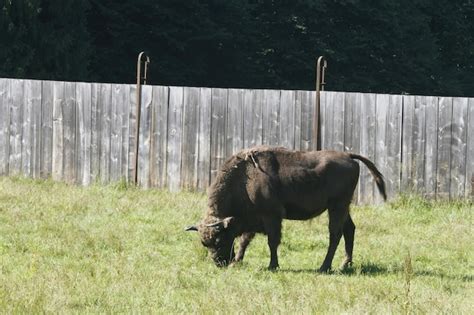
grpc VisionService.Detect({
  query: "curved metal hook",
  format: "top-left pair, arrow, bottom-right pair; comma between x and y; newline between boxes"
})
314,56 -> 327,151
133,52 -> 151,185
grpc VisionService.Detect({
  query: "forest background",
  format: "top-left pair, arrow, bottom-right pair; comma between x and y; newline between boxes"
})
1,0 -> 473,96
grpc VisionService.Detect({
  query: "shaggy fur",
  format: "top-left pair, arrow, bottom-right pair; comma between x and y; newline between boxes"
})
187,146 -> 387,271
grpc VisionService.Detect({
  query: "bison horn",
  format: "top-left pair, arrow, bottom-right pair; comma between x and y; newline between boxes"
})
205,217 -> 235,229
185,225 -> 198,231
205,222 -> 221,228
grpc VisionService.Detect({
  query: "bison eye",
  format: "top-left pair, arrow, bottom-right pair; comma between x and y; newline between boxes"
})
215,237 -> 221,245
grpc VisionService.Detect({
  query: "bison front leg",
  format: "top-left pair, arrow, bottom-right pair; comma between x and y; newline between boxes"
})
234,232 -> 256,262
262,216 -> 282,270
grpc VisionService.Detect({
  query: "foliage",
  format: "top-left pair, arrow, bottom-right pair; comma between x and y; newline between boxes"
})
0,0 -> 473,94
0,0 -> 91,81
0,177 -> 472,313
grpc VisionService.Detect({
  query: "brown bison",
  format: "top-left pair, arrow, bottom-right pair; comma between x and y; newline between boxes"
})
186,146 -> 386,272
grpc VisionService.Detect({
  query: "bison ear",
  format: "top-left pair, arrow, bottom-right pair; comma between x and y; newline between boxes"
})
185,225 -> 198,232
221,216 -> 235,229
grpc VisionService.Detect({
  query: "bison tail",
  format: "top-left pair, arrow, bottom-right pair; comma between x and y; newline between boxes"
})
349,154 -> 387,201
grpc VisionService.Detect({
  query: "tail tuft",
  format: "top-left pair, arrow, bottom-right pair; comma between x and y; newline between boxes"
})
349,154 -> 387,201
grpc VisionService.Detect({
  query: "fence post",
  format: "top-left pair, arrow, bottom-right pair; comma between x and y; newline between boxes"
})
133,52 -> 150,185
314,56 -> 327,151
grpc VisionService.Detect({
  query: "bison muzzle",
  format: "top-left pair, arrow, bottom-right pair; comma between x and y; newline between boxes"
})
186,146 -> 386,272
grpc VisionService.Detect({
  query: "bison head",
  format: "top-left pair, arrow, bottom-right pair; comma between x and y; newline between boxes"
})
186,216 -> 236,267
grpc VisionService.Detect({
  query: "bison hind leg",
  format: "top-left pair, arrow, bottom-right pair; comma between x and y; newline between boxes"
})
319,201 -> 351,273
262,216 -> 282,270
340,214 -> 355,270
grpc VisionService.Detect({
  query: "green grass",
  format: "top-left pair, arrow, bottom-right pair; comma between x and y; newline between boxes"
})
0,176 -> 472,313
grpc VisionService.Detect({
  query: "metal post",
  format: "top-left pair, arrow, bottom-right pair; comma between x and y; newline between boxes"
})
314,56 -> 327,151
133,51 -> 150,185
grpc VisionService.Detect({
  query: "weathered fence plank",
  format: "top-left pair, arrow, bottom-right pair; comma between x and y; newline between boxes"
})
90,83 -> 100,182
76,82 -> 92,185
0,79 -> 10,175
413,96 -> 428,193
294,90 -> 302,151
22,81 -> 39,179
99,84 -> 112,183
344,92 -> 361,202
466,98 -> 474,199
322,91 -> 334,150
297,90 -> 314,151
331,91 -> 345,151
109,84 -> 122,183
343,93 -> 361,153
262,89 -> 281,146
322,91 -> 344,151
450,98 -> 468,199
120,85 -> 131,181
52,81 -> 64,181
197,88 -> 212,190
181,87 -> 200,189
386,95 -> 402,199
137,85 -> 153,187
436,97 -> 453,199
374,94 -> 402,202
150,85 -> 169,188
279,90 -> 295,149
319,91 -> 327,150
423,96 -> 438,197
210,88 -> 228,183
63,82 -> 76,184
167,86 -> 184,191
128,85 -> 137,180
243,89 -> 263,148
40,81 -> 53,178
112,84 -> 130,183
401,96 -> 415,192
226,89 -> 244,156
9,79 -> 24,176
31,81 -> 42,179
375,94 -> 389,203
358,93 -> 376,204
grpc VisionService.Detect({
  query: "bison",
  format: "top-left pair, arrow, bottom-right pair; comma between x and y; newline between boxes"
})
186,146 -> 386,272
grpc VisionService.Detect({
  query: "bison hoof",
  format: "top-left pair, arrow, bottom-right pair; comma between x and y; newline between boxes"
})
318,266 -> 331,273
340,260 -> 353,270
229,260 -> 241,268
268,264 -> 279,271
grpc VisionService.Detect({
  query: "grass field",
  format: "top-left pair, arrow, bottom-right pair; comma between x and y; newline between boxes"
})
0,176 -> 472,313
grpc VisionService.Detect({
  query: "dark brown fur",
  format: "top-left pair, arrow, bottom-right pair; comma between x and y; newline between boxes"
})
186,146 -> 387,271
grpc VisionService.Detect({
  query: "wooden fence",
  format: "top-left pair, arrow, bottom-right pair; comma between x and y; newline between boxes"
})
0,78 -> 473,203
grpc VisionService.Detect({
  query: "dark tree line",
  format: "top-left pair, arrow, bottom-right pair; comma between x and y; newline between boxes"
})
1,0 -> 473,96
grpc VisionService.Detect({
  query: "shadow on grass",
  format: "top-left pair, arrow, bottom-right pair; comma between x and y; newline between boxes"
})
414,270 -> 473,283
279,262 -> 473,282
341,262 -> 389,276
278,262 -> 387,275
279,263 -> 385,276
